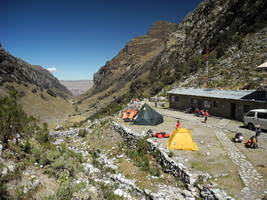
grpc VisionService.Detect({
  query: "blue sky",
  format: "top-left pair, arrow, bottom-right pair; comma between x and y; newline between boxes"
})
1,0 -> 203,80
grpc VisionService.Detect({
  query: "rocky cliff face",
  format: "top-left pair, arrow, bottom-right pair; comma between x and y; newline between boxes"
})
0,48 -> 71,96
158,0 -> 267,89
93,20 -> 176,93
90,0 -> 266,98
162,0 -> 267,62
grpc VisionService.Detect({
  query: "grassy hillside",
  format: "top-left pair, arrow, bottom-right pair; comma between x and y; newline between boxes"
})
0,81 -> 73,128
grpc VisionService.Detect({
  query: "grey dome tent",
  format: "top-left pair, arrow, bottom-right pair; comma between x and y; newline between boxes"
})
133,103 -> 163,125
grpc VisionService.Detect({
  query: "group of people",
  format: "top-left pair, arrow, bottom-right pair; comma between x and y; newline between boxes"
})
175,109 -> 209,128
245,125 -> 261,149
193,108 -> 209,123
177,109 -> 262,149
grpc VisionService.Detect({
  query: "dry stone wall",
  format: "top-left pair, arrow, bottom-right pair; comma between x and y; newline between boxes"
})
110,121 -> 231,199
110,121 -> 199,186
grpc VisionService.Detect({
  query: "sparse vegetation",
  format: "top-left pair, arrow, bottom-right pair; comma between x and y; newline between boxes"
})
0,90 -> 38,146
130,77 -> 150,99
47,89 -> 57,97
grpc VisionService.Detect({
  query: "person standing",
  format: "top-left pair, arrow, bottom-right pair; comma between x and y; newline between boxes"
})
204,110 -> 209,123
255,125 -> 261,142
175,120 -> 181,129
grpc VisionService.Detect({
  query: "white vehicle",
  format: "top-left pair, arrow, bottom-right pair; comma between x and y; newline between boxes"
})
243,109 -> 267,130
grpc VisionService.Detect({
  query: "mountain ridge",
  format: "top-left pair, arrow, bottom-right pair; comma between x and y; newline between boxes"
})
0,48 -> 72,96
0,47 -> 73,125
76,0 -> 267,119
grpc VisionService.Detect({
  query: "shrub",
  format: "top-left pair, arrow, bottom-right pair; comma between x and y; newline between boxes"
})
136,136 -> 150,153
0,91 -> 37,145
99,182 -> 120,200
31,88 -> 37,93
150,81 -> 164,96
168,151 -> 174,157
35,130 -> 49,144
149,167 -> 160,177
47,89 -> 57,97
32,146 -> 44,163
51,157 -> 65,170
60,143 -> 68,153
130,77 -> 150,99
125,136 -> 151,172
24,140 -> 32,154
43,180 -> 85,200
136,153 -> 150,171
78,129 -> 87,137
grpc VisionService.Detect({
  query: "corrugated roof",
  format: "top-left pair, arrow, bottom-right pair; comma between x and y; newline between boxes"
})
167,88 -> 266,101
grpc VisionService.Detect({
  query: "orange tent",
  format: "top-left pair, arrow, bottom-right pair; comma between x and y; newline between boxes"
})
121,109 -> 138,119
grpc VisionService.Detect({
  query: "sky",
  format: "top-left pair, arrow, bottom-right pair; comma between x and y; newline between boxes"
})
1,0 -> 203,80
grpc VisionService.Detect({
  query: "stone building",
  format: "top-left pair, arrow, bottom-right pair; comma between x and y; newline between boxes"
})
168,88 -> 267,121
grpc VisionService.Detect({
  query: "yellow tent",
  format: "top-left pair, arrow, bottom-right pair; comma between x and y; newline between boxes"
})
167,128 -> 198,151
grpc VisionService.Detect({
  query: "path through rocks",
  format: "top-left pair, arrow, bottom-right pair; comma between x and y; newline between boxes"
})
214,119 -> 267,200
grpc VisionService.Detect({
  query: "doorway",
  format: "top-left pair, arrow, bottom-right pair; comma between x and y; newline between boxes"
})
230,103 -> 236,119
198,99 -> 202,110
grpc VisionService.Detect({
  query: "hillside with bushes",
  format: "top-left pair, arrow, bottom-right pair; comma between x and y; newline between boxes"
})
0,48 -> 73,126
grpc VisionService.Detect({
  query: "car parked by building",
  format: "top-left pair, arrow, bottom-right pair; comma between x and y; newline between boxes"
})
243,109 -> 267,130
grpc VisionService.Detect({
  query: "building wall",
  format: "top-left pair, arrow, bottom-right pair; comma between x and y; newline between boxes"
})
169,94 -> 267,121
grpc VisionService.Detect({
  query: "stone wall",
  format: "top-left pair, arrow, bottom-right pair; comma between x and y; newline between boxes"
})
110,121 -> 229,199
110,121 -> 198,186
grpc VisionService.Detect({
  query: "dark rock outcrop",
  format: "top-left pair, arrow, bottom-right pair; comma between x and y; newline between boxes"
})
0,47 -> 71,96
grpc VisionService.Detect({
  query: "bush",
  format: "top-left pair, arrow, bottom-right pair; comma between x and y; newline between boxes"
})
31,88 -> 37,93
24,140 -> 32,153
0,91 -> 37,145
149,167 -> 160,177
130,77 -> 150,99
125,136 -> 151,172
150,81 -> 164,96
168,151 -> 174,157
32,146 -> 44,163
35,130 -> 49,144
47,89 -> 57,97
78,129 -> 87,137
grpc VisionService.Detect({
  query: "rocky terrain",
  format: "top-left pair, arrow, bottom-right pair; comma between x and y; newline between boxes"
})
0,0 -> 267,199
1,100 -> 266,199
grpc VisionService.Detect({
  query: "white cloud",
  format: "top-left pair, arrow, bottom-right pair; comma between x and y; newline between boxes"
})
47,67 -> 60,72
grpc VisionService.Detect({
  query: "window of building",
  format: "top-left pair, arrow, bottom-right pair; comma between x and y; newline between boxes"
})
204,100 -> 211,108
213,101 -> 219,108
172,96 -> 179,102
243,105 -> 250,112
190,98 -> 198,104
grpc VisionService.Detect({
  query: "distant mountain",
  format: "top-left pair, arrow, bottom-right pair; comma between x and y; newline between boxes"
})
76,0 -> 267,117
59,80 -> 94,97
